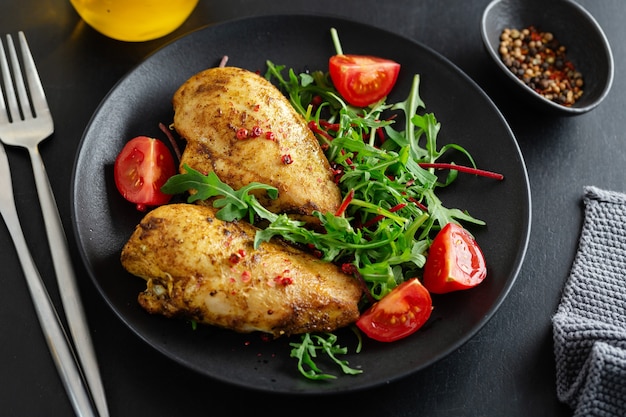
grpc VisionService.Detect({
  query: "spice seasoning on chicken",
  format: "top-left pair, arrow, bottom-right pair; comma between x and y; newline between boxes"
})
241,270 -> 252,282
499,26 -> 584,106
229,249 -> 246,264
236,127 -> 249,140
274,273 -> 294,286
250,126 -> 263,137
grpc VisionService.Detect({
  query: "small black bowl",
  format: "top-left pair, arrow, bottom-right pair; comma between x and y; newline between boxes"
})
481,0 -> 614,115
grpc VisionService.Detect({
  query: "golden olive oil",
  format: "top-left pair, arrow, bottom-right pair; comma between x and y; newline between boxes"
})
70,0 -> 199,42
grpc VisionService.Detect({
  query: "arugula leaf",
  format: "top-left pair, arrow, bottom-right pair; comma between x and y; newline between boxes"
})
289,333 -> 362,380
161,164 -> 279,222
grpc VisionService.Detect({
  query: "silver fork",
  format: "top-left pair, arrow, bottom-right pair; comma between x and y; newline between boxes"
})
0,140 -> 96,417
0,32 -> 109,417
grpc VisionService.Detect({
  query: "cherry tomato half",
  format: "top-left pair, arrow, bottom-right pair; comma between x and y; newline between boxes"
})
356,278 -> 433,342
423,223 -> 487,294
113,136 -> 176,211
329,54 -> 400,107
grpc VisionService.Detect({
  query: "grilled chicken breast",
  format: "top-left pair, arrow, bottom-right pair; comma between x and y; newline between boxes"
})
121,203 -> 362,337
172,66 -> 342,219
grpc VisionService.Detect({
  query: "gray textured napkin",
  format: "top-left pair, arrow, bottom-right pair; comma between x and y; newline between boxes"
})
552,186 -> 626,417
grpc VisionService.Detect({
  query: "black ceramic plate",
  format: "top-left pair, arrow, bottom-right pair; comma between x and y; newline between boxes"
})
71,14 -> 531,394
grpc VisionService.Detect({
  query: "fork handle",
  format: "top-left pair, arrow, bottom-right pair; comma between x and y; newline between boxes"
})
28,147 -> 109,417
0,201 -> 96,417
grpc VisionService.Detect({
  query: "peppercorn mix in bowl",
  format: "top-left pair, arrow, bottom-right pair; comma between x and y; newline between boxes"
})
481,0 -> 613,115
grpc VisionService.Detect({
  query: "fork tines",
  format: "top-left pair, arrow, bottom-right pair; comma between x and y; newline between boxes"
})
0,32 -> 49,124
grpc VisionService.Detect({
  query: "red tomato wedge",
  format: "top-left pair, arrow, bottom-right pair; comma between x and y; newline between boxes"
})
356,278 -> 433,342
423,223 -> 487,294
113,136 -> 176,211
329,54 -> 400,107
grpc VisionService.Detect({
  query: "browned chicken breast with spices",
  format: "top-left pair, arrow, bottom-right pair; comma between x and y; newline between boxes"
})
172,66 -> 342,220
120,203 -> 363,337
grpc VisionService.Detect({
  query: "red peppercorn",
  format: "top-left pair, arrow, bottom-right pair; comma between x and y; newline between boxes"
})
274,274 -> 293,286
241,270 -> 251,282
236,128 -> 249,140
229,249 -> 246,264
341,263 -> 358,275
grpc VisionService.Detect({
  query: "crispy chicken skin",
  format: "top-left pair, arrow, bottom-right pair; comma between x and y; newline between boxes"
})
120,204 -> 362,337
172,66 -> 342,218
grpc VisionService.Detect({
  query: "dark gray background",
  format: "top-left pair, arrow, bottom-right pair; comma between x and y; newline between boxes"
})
1,0 -> 620,415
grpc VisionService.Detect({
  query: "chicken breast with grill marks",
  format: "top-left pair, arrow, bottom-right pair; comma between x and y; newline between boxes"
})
172,66 -> 342,220
120,203 -> 363,337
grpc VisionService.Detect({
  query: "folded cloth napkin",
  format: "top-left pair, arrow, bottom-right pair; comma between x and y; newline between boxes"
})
553,186 -> 626,417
